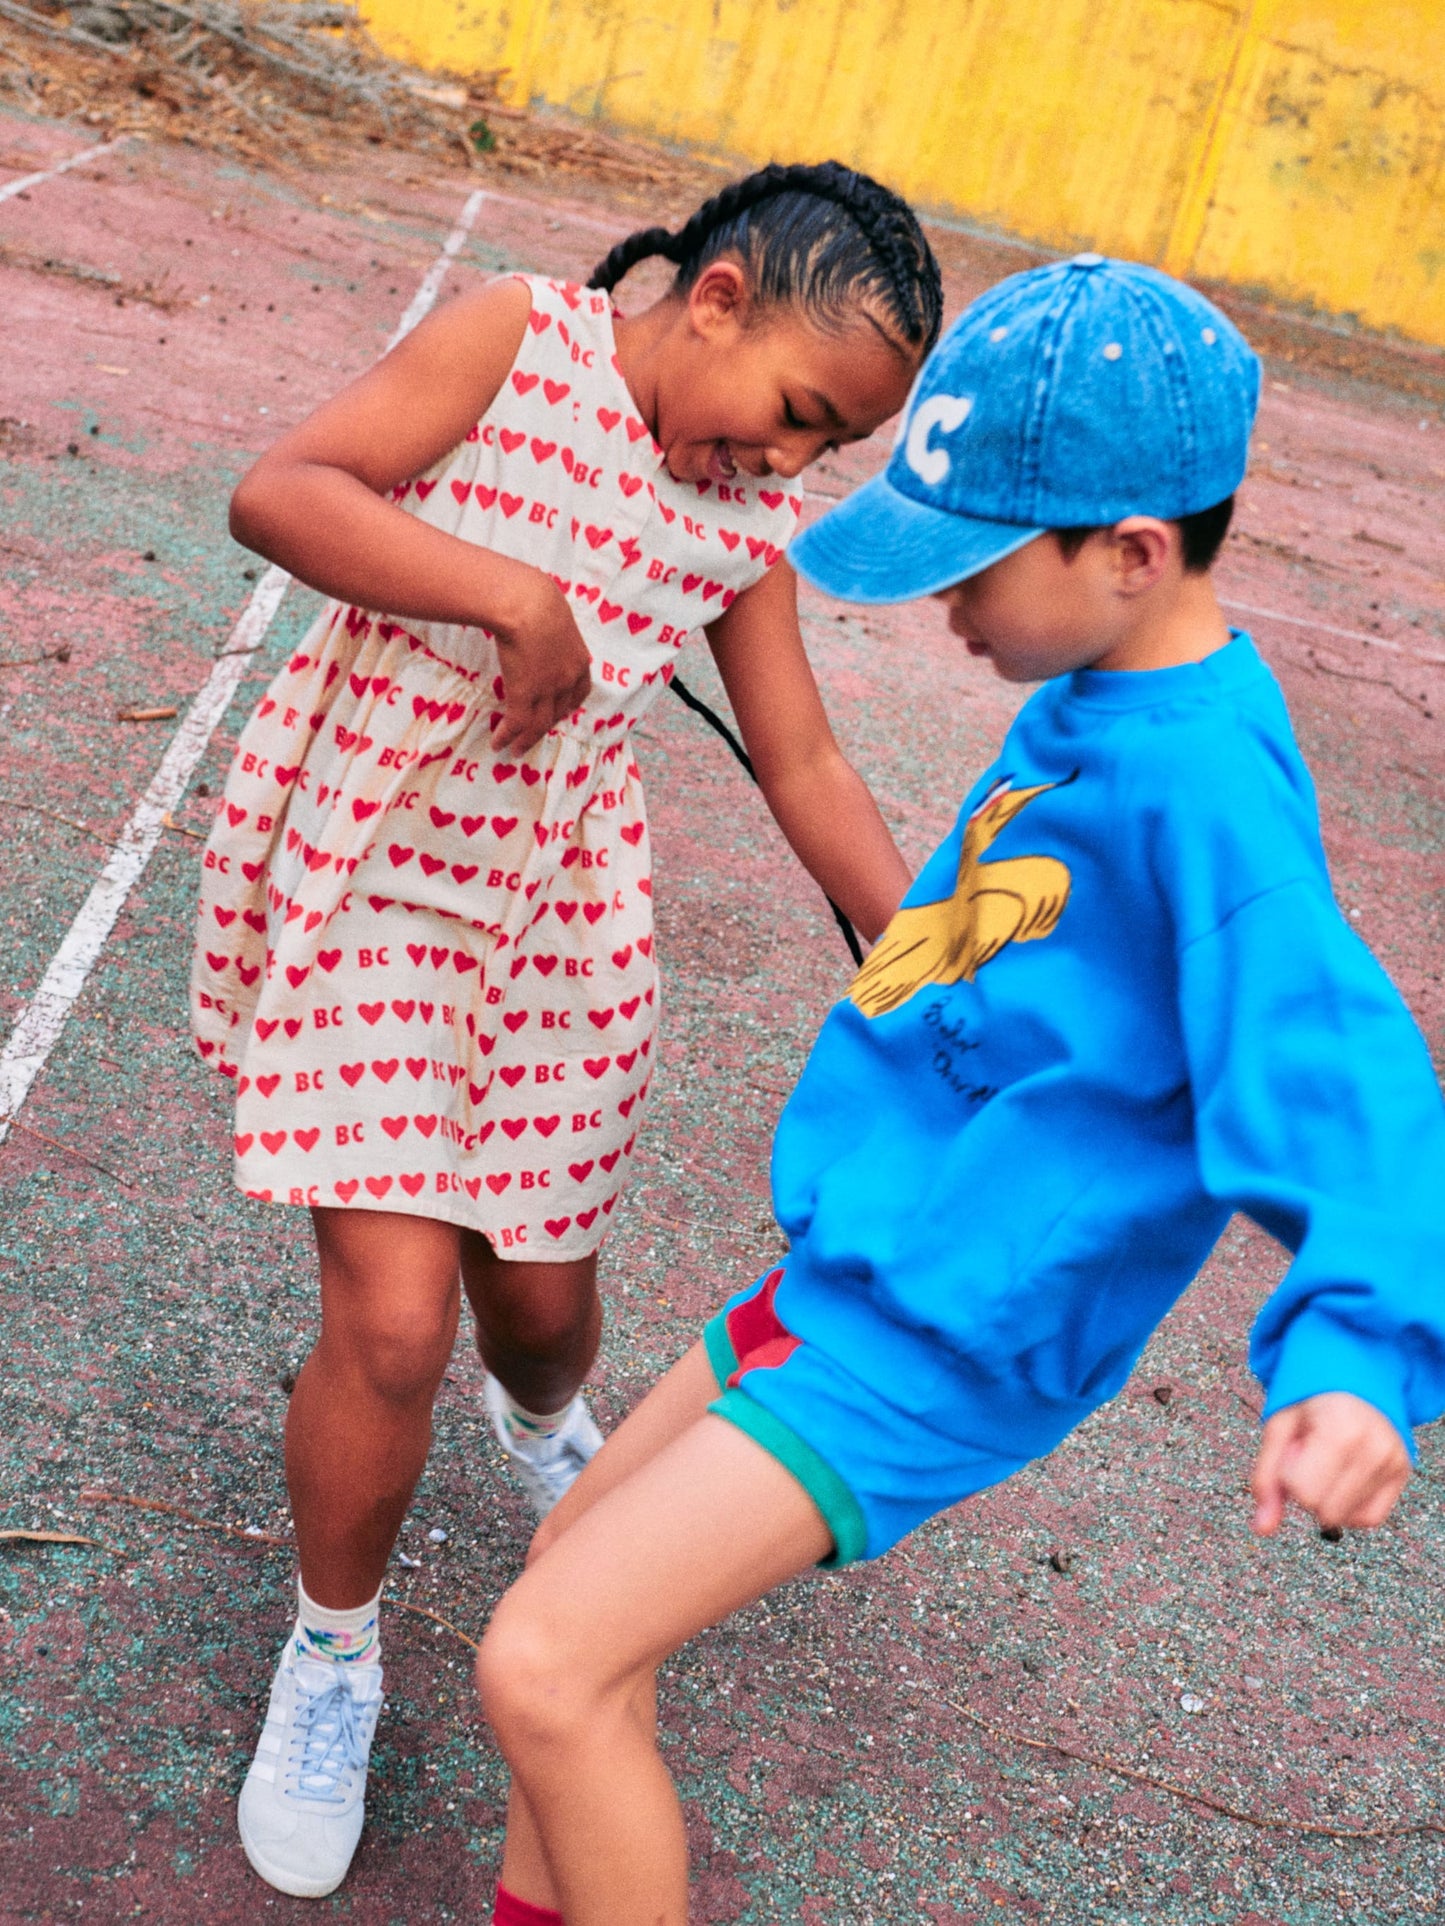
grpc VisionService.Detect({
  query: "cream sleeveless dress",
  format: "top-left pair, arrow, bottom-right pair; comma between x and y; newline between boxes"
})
191,274 -> 802,1257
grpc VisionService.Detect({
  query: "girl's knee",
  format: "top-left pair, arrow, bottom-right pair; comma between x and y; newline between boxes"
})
324,1302 -> 456,1406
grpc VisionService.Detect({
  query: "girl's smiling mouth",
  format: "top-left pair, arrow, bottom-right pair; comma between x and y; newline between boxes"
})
708,439 -> 738,482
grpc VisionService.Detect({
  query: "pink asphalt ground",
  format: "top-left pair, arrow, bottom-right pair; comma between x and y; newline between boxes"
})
2,110 -> 1443,1923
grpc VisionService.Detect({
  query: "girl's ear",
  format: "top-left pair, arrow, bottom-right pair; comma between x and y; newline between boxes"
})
686,258 -> 753,340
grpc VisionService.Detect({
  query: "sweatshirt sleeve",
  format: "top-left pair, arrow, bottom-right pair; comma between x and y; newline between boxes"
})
1175,876 -> 1445,1452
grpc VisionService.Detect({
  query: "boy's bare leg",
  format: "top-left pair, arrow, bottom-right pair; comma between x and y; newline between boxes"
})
496,1343 -> 720,1908
287,1208 -> 463,1607
477,1376 -> 833,1926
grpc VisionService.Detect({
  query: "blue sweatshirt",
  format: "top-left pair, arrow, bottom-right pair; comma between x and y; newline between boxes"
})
771,634 -> 1445,1461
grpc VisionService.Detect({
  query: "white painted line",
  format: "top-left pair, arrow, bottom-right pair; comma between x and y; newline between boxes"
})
0,134 -> 133,207
0,187 -> 489,1145
1222,597 -> 1445,667
386,187 -> 487,349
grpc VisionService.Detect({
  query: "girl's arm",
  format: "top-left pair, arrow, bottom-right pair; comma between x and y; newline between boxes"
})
706,559 -> 910,942
229,277 -> 589,752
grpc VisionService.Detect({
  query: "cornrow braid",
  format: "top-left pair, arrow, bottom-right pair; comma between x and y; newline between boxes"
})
587,159 -> 943,354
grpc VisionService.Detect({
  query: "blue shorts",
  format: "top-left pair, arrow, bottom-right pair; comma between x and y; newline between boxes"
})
703,1264 -> 1028,1566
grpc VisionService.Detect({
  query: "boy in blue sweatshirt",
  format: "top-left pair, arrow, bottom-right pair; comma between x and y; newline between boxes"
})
475,256 -> 1445,1926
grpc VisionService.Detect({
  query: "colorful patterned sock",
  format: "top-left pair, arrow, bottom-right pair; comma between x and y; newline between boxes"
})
493,1885 -> 565,1926
495,1384 -> 571,1448
293,1576 -> 382,1666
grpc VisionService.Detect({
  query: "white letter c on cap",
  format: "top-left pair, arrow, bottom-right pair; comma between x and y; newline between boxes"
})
904,394 -> 972,486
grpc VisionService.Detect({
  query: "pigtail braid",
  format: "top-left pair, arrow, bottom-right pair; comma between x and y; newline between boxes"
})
587,159 -> 942,352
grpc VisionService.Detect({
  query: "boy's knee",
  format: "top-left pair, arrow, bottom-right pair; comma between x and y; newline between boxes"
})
475,1596 -> 593,1753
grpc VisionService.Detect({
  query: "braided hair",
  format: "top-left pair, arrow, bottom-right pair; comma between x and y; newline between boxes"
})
587,160 -> 943,356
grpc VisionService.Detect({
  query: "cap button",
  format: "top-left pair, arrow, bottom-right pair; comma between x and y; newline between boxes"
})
1070,251 -> 1105,269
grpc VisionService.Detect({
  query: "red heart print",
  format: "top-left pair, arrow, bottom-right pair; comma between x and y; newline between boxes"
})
294,1128 -> 320,1152
637,936 -> 653,957
598,601 -> 622,624
599,1150 -> 620,1172
584,525 -> 612,550
531,437 -> 557,463
414,1115 -> 438,1138
256,1073 -> 281,1098
616,1050 -> 637,1073
335,1178 -> 359,1202
487,1173 -> 512,1195
399,1173 -> 425,1197
528,310 -> 551,334
620,996 -> 641,1019
414,480 -> 437,500
392,999 -> 416,1022
512,371 -> 539,395
461,815 -> 486,836
760,489 -> 784,509
682,572 -> 701,593
597,407 -> 620,432
612,946 -> 632,968
419,853 -> 445,878
544,1217 -> 572,1238
501,1118 -> 527,1140
499,427 -> 526,453
500,493 -> 523,518
260,1130 -> 287,1154
583,902 -> 606,923
381,1116 -> 408,1140
372,1059 -> 398,1081
589,1009 -> 615,1029
255,1019 -> 278,1041
233,1132 -> 254,1156
500,1065 -> 525,1087
284,1018 -> 304,1039
452,863 -> 479,884
719,529 -> 740,551
388,846 -> 414,868
492,815 -> 518,835
544,378 -> 570,404
340,1062 -> 365,1086
626,613 -> 652,635
407,943 -> 427,966
576,1207 -> 598,1230
351,799 -> 379,822
504,1011 -> 528,1033
493,764 -> 517,784
569,1160 -> 594,1181
406,1057 -> 427,1080
620,823 -> 644,846
318,949 -> 341,972
625,418 -> 649,442
618,474 -> 642,497
476,484 -> 498,509
450,480 -> 471,504
286,965 -> 310,989
365,1175 -> 393,1198
534,1116 -> 560,1137
555,902 -> 578,924
584,1057 -> 609,1078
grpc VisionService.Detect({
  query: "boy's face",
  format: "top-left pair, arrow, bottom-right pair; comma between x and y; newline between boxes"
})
934,532 -> 1136,683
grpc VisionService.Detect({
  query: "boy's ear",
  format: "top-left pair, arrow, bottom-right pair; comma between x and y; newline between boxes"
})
1110,517 -> 1175,595
686,259 -> 751,339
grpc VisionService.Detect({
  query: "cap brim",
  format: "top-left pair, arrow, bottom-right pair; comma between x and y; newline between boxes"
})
790,473 -> 1042,605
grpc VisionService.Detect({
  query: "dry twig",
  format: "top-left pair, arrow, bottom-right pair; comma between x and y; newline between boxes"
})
949,1698 -> 1445,1841
9,1119 -> 136,1188
0,794 -> 114,845
80,1489 -> 291,1545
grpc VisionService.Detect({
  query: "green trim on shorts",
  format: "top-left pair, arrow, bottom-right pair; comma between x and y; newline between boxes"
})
708,1386 -> 869,1569
702,1307 -> 739,1391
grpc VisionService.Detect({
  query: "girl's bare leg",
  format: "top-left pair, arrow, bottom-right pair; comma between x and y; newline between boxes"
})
477,1349 -> 833,1926
286,1207 -> 463,1607
460,1241 -> 600,1414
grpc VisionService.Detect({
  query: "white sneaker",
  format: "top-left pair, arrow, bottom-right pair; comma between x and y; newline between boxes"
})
483,1372 -> 604,1516
238,1640 -> 384,1898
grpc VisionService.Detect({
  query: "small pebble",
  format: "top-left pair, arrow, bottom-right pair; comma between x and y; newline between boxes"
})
54,646 -> 71,664
1319,1525 -> 1343,1543
1047,1548 -> 1074,1575
195,781 -> 210,797
397,1551 -> 420,1569
67,442 -> 79,456
89,423 -> 99,436
427,1527 -> 447,1544
142,549 -> 156,561
1244,1675 -> 1264,1690
278,1370 -> 296,1394
1180,1692 -> 1205,1714
1152,1383 -> 1173,1406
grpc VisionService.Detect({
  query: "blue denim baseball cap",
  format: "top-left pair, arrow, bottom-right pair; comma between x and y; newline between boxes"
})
791,253 -> 1260,604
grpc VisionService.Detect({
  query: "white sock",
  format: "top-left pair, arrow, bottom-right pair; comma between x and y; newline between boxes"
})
293,1576 -> 382,1666
497,1384 -> 571,1448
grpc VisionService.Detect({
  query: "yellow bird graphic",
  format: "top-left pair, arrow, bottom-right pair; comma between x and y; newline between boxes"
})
850,776 -> 1073,1019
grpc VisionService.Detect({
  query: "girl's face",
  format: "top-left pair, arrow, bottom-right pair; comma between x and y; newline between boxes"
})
644,262 -> 920,487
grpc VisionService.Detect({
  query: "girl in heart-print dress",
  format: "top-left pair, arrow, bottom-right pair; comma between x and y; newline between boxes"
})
198,160 -> 944,1909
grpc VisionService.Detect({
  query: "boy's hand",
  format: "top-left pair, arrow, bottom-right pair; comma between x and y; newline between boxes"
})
1250,1392 -> 1410,1537
491,571 -> 592,754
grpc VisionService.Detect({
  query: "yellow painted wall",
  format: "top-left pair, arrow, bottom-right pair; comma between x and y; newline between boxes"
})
361,0 -> 1445,347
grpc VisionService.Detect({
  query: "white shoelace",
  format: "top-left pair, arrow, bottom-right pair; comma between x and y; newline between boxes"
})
287,1674 -> 371,1805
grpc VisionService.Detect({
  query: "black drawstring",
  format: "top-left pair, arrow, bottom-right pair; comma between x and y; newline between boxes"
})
668,675 -> 865,968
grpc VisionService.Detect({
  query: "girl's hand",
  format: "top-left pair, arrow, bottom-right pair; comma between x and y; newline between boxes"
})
491,568 -> 593,753
1250,1392 -> 1411,1536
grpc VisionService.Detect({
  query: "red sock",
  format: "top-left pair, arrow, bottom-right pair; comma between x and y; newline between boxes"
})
493,1885 -> 565,1926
